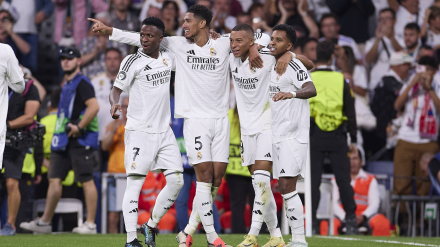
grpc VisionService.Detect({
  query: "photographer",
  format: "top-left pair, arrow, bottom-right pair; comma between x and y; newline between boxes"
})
20,46 -> 100,234
393,56 -> 440,196
0,74 -> 40,236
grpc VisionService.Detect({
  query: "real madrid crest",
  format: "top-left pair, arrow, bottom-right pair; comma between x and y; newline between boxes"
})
197,152 -> 203,160
99,80 -> 104,86
276,74 -> 280,81
131,162 -> 136,170
163,59 -> 168,66
241,155 -> 244,163
210,47 -> 217,56
250,67 -> 256,74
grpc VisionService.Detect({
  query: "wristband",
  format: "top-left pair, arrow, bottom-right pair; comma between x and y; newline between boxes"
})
290,91 -> 296,98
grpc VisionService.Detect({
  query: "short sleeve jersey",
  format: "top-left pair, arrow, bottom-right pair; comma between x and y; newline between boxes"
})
229,48 -> 275,135
110,29 -> 270,119
269,58 -> 311,143
114,49 -> 175,133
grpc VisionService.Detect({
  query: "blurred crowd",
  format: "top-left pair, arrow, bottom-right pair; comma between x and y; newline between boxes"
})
1,0 -> 440,238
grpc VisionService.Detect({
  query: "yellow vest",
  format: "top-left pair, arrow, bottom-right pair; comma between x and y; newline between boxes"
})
225,109 -> 251,177
22,151 -> 36,176
309,70 -> 347,132
40,112 -> 75,186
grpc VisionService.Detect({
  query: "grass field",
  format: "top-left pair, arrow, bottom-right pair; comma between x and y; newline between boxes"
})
1,234 -> 439,247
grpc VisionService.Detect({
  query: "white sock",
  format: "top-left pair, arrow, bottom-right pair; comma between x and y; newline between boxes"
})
264,179 -> 282,238
123,175 -> 145,242
184,184 -> 219,236
249,170 -> 271,236
195,182 -> 218,243
282,191 -> 306,243
147,170 -> 183,228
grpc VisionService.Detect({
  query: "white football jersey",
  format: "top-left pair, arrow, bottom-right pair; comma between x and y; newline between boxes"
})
114,48 -> 175,133
269,58 -> 311,144
229,48 -> 275,135
110,29 -> 270,119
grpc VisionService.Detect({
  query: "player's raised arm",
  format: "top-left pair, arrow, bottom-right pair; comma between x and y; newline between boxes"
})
5,45 -> 25,93
88,18 -> 142,48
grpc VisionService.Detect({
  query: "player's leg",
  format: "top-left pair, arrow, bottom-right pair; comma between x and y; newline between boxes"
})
141,128 -> 184,247
276,139 -> 308,247
122,130 -> 156,247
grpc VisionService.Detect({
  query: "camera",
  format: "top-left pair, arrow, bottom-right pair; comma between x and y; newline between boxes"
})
6,122 -> 46,150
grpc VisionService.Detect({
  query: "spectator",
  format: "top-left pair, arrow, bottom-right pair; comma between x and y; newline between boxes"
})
424,6 -> 440,50
109,0 -> 140,34
101,96 -> 128,233
320,151 -> 391,236
248,3 -> 271,34
79,12 -> 127,79
0,0 -> 19,21
162,1 -> 182,36
53,0 -> 108,47
0,10 -> 30,59
365,8 -> 403,91
319,13 -> 362,63
370,52 -> 413,155
426,152 -> 440,193
139,0 -> 187,22
326,0 -> 375,44
196,0 -> 212,9
90,48 -> 124,143
403,23 -> 420,58
0,73 -> 41,236
146,6 -> 162,18
236,12 -> 252,26
417,45 -> 435,61
394,0 -> 419,47
224,106 -> 255,233
9,0 -> 53,72
20,47 -> 100,234
211,0 -> 236,34
393,56 -> 440,196
266,0 -> 319,39
306,0 -> 330,23
309,40 -> 358,235
301,37 -> 318,63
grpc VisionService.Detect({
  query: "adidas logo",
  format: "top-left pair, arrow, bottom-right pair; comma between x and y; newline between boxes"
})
253,210 -> 263,215
129,208 -> 138,213
264,153 -> 271,158
289,216 -> 297,220
280,169 -> 285,174
187,50 -> 195,55
204,210 -> 213,216
144,65 -> 152,71
232,68 -> 238,73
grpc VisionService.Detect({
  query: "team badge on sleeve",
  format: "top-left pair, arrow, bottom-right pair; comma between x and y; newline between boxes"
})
163,59 -> 168,66
210,47 -> 217,56
131,162 -> 136,170
197,152 -> 203,160
117,71 -> 127,80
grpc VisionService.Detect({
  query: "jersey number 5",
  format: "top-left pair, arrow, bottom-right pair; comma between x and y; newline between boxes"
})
195,136 -> 203,151
133,147 -> 140,161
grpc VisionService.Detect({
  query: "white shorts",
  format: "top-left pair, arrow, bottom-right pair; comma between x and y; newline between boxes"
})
183,117 -> 230,165
272,138 -> 308,179
124,127 -> 183,175
241,129 -> 273,167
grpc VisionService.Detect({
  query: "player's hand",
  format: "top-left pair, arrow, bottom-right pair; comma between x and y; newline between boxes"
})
67,124 -> 80,138
249,45 -> 263,69
88,18 -> 112,35
111,104 -> 122,119
272,92 -> 294,101
2,19 -> 13,34
209,29 -> 221,40
33,175 -> 42,185
275,51 -> 293,75
34,11 -> 47,25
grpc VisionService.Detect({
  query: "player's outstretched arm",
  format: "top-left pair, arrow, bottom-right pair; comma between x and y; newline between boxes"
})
5,45 -> 25,93
109,87 -> 123,119
296,54 -> 314,70
88,18 -> 142,48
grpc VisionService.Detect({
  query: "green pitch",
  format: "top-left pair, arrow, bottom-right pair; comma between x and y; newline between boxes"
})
1,234 -> 439,247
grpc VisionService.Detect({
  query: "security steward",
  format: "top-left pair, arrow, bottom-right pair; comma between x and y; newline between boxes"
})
309,40 -> 358,235
0,78 -> 41,236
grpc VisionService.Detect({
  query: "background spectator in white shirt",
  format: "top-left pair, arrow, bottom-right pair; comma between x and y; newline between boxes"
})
403,22 -> 421,57
211,0 -> 236,34
162,1 -> 183,36
394,0 -> 419,47
424,6 -> 440,50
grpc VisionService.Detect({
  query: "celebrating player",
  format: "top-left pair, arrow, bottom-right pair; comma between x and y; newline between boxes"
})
269,24 -> 317,247
108,17 -> 184,247
88,5 -> 292,247
228,23 -> 313,247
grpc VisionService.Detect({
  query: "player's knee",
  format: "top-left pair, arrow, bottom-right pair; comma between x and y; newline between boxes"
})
278,179 -> 295,194
5,178 -> 19,193
165,170 -> 184,191
197,168 -> 214,183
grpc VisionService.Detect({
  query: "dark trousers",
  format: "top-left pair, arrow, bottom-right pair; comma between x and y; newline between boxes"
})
310,125 -> 356,223
225,174 -> 255,233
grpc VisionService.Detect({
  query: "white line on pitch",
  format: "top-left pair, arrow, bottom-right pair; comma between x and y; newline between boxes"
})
316,236 -> 440,247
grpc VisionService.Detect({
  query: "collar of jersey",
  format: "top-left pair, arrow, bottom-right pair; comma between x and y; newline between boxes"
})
137,48 -> 152,58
